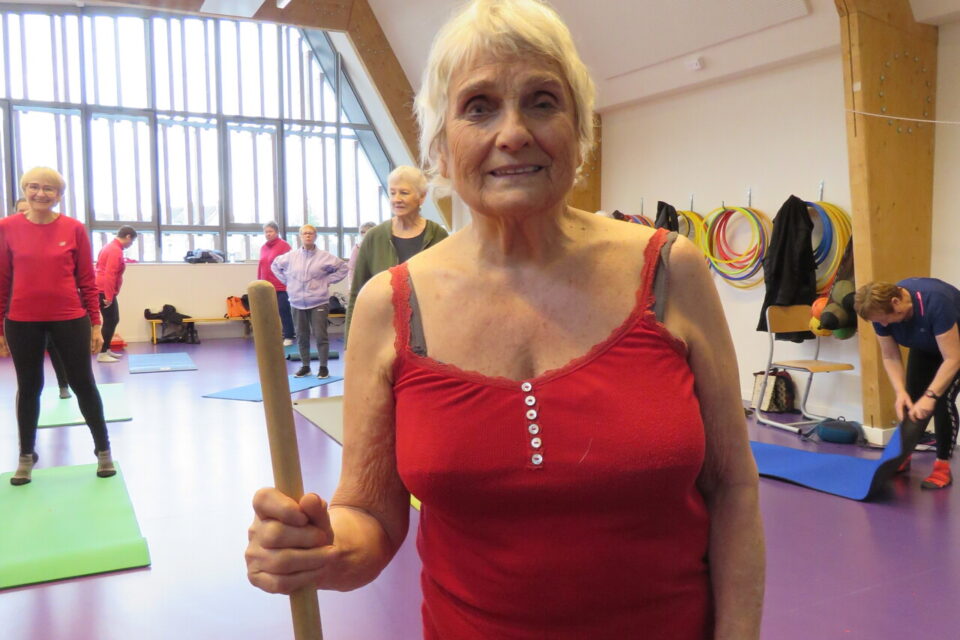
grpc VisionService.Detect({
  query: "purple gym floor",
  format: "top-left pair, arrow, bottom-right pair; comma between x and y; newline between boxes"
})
1,338 -> 957,639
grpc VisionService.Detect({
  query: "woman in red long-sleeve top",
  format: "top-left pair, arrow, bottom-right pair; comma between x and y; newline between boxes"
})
0,167 -> 115,485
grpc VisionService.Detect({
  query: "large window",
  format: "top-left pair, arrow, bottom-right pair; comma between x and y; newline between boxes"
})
0,6 -> 393,261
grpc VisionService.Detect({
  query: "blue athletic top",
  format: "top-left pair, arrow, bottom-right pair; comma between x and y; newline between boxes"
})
873,277 -> 960,353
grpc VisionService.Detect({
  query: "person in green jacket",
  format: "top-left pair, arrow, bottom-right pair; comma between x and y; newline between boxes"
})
345,165 -> 448,344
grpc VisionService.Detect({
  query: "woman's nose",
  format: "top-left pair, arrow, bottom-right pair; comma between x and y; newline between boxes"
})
496,106 -> 533,152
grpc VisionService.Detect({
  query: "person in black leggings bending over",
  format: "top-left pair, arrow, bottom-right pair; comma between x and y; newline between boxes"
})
0,167 -> 115,485
855,279 -> 960,489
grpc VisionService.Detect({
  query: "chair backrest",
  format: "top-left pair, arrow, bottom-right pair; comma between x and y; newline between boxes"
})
766,305 -> 814,334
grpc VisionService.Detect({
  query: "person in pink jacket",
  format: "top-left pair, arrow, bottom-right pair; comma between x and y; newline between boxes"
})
95,226 -> 137,363
259,221 -> 295,346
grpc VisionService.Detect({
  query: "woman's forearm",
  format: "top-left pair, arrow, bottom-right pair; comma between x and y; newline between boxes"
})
320,504 -> 403,591
706,481 -> 765,640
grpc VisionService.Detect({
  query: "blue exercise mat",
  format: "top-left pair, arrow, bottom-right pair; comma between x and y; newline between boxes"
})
128,352 -> 196,373
751,417 -> 926,500
202,375 -> 343,402
283,345 -> 340,361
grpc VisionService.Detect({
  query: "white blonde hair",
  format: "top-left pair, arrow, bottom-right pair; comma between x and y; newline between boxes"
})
20,166 -> 66,194
388,165 -> 428,196
415,0 -> 596,180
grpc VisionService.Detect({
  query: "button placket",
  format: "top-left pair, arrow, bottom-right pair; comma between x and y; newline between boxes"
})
521,381 -> 543,467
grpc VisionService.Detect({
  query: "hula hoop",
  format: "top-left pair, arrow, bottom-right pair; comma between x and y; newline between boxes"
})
702,206 -> 771,289
806,201 -> 852,294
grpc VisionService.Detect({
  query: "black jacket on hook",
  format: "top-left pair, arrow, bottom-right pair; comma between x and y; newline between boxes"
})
655,201 -> 679,231
757,194 -> 817,340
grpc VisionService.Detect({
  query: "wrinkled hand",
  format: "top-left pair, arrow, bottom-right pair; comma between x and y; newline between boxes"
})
91,325 -> 104,355
894,390 -> 913,422
0,336 -> 8,358
245,488 -> 336,595
909,395 -> 936,422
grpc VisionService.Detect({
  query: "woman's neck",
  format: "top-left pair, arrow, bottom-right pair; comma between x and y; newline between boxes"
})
392,211 -> 424,232
468,203 -> 575,266
25,209 -> 58,224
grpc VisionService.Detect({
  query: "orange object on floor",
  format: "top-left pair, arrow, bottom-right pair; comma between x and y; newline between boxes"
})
110,333 -> 127,349
921,460 -> 952,490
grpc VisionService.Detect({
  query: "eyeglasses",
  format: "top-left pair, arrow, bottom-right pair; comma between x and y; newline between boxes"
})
24,183 -> 59,195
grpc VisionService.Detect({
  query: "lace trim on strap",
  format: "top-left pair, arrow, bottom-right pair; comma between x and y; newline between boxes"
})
637,228 -> 669,312
389,263 -> 412,358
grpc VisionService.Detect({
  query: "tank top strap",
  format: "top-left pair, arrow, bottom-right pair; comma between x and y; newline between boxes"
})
389,262 -> 429,357
636,228 -> 673,315
389,263 -> 412,356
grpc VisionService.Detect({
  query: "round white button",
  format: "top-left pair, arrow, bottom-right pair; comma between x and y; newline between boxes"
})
531,453 -> 543,465
524,395 -> 536,406
531,437 -> 542,449
521,382 -> 533,392
526,409 -> 538,420
528,424 -> 540,435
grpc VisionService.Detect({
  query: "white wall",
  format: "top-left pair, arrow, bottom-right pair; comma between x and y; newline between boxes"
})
932,21 -> 960,281
115,263 -> 350,344
602,52 -> 864,421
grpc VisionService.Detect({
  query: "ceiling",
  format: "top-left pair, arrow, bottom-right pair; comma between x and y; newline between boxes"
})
366,0 -> 960,112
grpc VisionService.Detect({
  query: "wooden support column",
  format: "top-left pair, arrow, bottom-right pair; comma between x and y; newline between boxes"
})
835,0 -> 937,430
568,114 -> 602,213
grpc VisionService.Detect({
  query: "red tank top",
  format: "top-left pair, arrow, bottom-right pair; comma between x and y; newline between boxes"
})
391,229 -> 712,639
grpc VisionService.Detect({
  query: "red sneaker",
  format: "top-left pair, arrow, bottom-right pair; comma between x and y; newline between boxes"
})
921,460 -> 952,490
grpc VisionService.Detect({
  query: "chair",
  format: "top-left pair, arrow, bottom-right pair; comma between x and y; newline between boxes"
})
754,304 -> 855,433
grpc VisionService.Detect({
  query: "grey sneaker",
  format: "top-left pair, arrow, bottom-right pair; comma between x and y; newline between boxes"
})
96,449 -> 116,478
294,365 -> 311,378
11,453 -> 39,486
59,386 -> 72,399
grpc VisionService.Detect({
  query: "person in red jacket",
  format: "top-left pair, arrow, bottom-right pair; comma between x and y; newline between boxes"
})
258,221 -> 295,345
0,167 -> 115,485
95,225 -> 137,363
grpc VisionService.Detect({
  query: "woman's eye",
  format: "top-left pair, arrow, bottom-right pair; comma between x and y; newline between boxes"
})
533,92 -> 559,109
464,98 -> 492,117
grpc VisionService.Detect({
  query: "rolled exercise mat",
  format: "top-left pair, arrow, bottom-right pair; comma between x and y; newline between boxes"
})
203,376 -> 342,402
750,416 -> 927,500
128,352 -> 196,373
0,463 -> 150,588
248,280 -> 324,639
38,383 -> 132,428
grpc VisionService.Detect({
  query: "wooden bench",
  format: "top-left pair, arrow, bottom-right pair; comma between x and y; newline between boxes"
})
148,313 -> 346,344
148,317 -> 251,344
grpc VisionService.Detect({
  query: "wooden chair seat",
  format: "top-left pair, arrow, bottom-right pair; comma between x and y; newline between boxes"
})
773,359 -> 855,373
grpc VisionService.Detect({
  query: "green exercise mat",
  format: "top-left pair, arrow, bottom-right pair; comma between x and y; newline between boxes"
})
0,463 -> 150,589
38,383 -> 132,428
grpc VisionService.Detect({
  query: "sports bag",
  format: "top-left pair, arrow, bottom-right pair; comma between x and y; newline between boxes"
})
751,368 -> 796,413
225,296 -> 250,318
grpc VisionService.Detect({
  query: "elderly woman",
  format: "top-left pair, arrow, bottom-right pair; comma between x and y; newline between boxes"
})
0,167 -> 115,485
271,224 -> 349,379
258,221 -> 295,346
344,165 -> 448,343
245,1 -> 764,638
855,279 -> 960,489
13,197 -> 71,399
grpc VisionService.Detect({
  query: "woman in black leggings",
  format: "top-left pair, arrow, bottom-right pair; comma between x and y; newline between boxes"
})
15,198 -> 71,398
0,167 -> 115,485
856,279 -> 960,490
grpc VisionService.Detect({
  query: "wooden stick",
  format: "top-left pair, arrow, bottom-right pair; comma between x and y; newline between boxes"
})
247,280 -> 324,640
